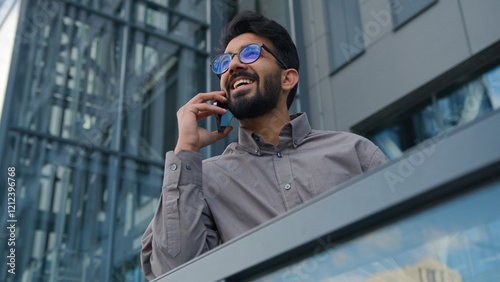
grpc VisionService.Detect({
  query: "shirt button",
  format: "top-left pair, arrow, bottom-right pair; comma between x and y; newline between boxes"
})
170,164 -> 177,171
186,163 -> 192,170
277,152 -> 283,158
284,184 -> 291,190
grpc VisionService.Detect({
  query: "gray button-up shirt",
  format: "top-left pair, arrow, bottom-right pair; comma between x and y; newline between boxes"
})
141,113 -> 387,280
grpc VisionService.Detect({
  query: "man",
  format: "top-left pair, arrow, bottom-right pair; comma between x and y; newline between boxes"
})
141,11 -> 387,280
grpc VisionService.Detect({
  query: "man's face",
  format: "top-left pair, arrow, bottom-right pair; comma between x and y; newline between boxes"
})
220,33 -> 283,120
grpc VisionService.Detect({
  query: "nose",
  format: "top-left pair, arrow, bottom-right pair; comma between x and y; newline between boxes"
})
227,53 -> 248,76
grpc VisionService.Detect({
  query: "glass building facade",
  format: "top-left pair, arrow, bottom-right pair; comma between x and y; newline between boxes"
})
0,0 -> 210,281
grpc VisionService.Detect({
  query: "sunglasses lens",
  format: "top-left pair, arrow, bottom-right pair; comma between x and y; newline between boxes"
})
240,44 -> 261,64
212,54 -> 231,74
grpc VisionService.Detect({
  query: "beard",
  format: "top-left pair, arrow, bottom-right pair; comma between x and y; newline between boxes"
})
226,70 -> 282,120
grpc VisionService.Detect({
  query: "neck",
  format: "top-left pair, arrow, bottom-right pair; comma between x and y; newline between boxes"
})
239,106 -> 290,147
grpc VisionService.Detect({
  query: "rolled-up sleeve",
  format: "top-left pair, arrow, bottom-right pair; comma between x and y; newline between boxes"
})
141,150 -> 220,280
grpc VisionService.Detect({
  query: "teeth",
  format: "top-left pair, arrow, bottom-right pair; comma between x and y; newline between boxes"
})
233,79 -> 253,89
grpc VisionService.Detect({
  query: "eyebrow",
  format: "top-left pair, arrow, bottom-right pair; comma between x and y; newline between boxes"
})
224,43 -> 256,54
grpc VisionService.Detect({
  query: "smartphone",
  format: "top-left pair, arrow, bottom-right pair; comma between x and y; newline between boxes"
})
213,101 -> 234,133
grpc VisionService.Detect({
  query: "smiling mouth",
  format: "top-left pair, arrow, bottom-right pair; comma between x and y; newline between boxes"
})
231,78 -> 256,91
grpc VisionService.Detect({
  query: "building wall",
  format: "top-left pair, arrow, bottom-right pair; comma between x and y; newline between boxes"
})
301,0 -> 500,131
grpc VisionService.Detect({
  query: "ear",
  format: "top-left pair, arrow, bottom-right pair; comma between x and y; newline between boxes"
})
281,69 -> 299,92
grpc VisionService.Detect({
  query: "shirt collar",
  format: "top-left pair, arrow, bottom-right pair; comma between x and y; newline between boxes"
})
237,113 -> 312,155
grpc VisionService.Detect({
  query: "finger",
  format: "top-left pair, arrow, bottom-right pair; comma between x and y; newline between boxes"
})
179,103 -> 226,118
196,110 -> 216,121
190,103 -> 227,116
188,91 -> 226,105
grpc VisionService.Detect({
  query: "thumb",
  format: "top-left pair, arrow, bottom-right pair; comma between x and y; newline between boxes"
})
215,126 -> 234,141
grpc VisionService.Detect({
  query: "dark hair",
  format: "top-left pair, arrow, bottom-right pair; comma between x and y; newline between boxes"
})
221,11 -> 300,109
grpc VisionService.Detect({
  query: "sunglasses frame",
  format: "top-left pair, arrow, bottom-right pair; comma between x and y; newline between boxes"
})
211,43 -> 288,75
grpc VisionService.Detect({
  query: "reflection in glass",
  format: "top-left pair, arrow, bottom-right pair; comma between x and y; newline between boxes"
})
112,159 -> 163,281
438,79 -> 493,132
250,179 -> 500,282
12,6 -> 121,148
133,0 -> 207,48
2,133 -> 115,281
368,64 -> 500,160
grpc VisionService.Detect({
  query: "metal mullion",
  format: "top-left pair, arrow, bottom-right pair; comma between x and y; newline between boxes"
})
60,0 -> 127,25
10,126 -> 165,167
129,30 -> 148,156
65,156 -> 85,252
104,0 -> 132,279
10,126 -> 117,156
28,39 -> 46,124
141,0 -> 208,27
67,8 -> 87,138
22,136 -> 49,275
17,29 -> 40,127
77,9 -> 98,123
95,20 -> 114,115
147,72 -> 169,161
83,152 -> 102,248
130,21 -> 208,55
39,2 -> 66,138
49,154 -> 73,282
58,6 -> 77,139
70,153 -> 86,260
37,141 -> 60,281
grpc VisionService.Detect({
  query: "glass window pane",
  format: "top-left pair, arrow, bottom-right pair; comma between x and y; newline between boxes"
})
1,132 -> 116,280
249,178 -> 500,282
438,79 -> 493,133
133,1 -> 207,49
482,64 -> 500,110
368,98 -> 437,160
79,0 -> 126,18
325,0 -> 364,72
366,63 -> 500,160
11,6 -> 122,148
390,0 -> 437,29
112,159 -> 163,281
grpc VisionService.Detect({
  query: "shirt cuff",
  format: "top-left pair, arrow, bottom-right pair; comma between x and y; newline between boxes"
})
165,150 -> 203,187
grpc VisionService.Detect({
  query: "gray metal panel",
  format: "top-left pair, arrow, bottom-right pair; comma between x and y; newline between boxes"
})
331,0 -> 471,130
154,111 -> 500,281
459,0 -> 500,54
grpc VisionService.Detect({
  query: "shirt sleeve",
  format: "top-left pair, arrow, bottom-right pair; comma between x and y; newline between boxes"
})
141,150 -> 220,280
355,137 -> 389,171
367,147 -> 389,169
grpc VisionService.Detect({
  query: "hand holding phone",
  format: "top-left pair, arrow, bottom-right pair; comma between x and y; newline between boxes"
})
213,101 -> 234,133
174,91 -> 232,154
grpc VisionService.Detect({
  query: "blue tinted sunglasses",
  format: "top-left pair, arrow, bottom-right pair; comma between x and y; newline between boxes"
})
211,43 -> 287,75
